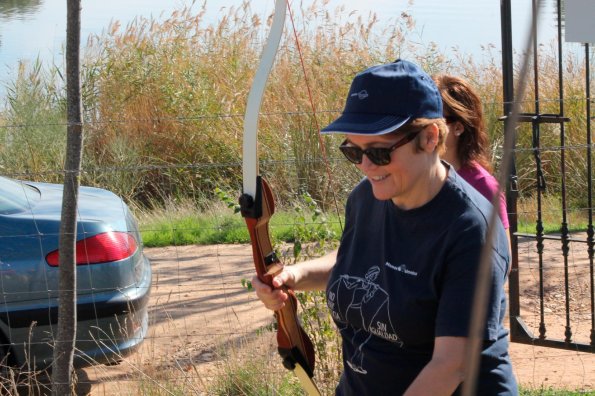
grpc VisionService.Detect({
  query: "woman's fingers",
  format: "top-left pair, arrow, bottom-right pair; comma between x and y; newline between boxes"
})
252,269 -> 295,310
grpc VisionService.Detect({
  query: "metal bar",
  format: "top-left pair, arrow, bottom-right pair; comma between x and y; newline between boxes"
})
555,0 -> 573,344
516,233 -> 593,243
587,43 -> 595,348
536,180 -> 546,340
501,0 -> 514,116
511,316 -> 595,352
501,0 -> 522,342
530,0 -> 547,341
514,114 -> 570,123
533,0 -> 540,117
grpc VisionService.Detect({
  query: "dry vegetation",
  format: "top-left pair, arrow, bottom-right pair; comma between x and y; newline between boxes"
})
0,1 -> 594,394
3,0 -> 591,213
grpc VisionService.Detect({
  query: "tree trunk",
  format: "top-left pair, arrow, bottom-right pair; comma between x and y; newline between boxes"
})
52,1 -> 83,394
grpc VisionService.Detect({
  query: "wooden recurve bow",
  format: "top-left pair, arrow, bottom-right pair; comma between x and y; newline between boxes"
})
239,0 -> 321,394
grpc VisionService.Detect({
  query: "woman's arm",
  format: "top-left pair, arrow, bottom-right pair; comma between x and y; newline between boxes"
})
288,249 -> 338,291
404,336 -> 467,396
252,249 -> 337,311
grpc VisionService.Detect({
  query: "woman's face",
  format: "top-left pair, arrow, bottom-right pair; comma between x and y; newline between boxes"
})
345,129 -> 431,208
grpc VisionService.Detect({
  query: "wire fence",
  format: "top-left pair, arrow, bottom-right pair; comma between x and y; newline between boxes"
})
1,101 -> 595,394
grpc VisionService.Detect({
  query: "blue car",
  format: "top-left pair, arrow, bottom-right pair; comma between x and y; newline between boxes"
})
0,176 -> 151,370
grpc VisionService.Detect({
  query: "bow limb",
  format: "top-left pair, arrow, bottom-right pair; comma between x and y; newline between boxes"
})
242,0 -> 286,199
239,1 -> 321,395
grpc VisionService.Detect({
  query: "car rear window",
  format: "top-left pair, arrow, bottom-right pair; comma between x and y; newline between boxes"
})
0,177 -> 41,214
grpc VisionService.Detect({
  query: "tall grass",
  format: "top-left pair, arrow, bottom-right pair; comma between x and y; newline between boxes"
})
0,4 -> 452,198
76,0 -> 433,207
0,59 -> 67,181
0,1 -> 593,218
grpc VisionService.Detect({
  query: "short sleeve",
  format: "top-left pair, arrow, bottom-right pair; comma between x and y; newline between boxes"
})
434,215 -> 508,341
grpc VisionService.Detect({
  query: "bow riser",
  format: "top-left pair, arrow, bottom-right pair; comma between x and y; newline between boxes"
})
242,177 -> 283,278
244,218 -> 284,279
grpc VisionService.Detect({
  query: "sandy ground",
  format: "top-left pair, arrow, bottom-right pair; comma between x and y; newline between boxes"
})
73,242 -> 595,395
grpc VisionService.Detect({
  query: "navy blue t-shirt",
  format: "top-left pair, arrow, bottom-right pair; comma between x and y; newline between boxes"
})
326,167 -> 517,395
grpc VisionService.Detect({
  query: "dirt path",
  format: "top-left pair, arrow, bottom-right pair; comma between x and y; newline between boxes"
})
79,243 -> 594,395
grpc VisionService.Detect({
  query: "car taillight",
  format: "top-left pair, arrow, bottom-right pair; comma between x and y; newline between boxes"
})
46,231 -> 138,266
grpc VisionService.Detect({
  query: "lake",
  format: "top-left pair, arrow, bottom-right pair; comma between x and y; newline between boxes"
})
0,0 -> 573,100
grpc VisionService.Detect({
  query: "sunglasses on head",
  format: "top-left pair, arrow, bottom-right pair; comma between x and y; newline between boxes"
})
338,129 -> 422,166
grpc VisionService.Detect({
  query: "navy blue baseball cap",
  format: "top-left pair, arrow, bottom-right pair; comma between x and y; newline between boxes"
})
321,59 -> 442,135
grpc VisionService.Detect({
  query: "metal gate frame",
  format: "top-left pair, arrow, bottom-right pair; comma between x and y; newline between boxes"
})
501,0 -> 594,353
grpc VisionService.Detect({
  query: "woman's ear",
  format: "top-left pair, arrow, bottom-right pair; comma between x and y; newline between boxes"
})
420,123 -> 440,152
453,121 -> 464,136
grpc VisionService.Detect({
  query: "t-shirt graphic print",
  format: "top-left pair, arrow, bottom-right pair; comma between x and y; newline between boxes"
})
327,265 -> 403,374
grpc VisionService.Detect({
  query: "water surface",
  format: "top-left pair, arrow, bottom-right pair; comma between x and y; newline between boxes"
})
0,0 -> 572,99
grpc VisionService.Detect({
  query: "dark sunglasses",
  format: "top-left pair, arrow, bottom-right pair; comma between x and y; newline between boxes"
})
338,129 -> 422,166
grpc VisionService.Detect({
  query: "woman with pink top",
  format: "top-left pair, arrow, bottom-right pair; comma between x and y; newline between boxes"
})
434,75 -> 510,238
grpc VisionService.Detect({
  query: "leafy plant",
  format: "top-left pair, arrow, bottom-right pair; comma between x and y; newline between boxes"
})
240,278 -> 253,292
277,194 -> 341,394
215,187 -> 241,214
287,192 -> 337,263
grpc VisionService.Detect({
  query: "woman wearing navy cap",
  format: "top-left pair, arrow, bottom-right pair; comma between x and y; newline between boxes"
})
252,60 -> 517,395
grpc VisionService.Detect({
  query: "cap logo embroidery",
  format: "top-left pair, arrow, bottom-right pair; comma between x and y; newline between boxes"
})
351,90 -> 369,100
